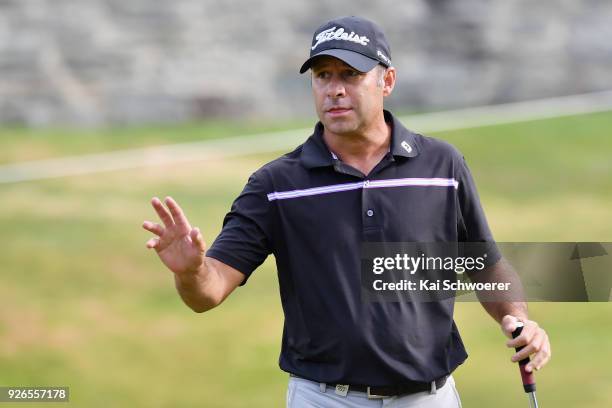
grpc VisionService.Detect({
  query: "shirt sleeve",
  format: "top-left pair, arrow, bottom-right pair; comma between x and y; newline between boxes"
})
455,156 -> 501,267
206,170 -> 273,286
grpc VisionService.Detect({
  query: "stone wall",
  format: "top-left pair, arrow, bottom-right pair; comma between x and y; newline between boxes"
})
1,0 -> 611,125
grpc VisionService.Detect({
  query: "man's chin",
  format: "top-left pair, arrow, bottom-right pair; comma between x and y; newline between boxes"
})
321,119 -> 358,136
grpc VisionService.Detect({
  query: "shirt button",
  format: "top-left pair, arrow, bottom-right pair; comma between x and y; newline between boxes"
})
364,180 -> 370,187
366,209 -> 374,217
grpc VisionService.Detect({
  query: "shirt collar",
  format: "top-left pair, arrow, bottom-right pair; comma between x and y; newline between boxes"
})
385,110 -> 420,159
300,110 -> 419,169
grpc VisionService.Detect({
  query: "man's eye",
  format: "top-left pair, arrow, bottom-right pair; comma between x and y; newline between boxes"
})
316,72 -> 330,79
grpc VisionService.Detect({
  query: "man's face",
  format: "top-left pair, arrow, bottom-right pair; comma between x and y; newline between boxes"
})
310,56 -> 393,136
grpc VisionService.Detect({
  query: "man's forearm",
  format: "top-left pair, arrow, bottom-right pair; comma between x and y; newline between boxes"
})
473,257 -> 529,323
174,260 -> 220,313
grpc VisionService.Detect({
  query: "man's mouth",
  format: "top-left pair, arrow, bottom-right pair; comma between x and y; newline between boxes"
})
326,107 -> 352,116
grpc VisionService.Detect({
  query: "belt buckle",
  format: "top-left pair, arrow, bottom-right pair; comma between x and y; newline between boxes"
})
366,386 -> 386,399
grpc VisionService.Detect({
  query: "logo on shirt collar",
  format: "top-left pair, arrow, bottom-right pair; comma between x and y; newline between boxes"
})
401,140 -> 412,153
311,27 -> 370,50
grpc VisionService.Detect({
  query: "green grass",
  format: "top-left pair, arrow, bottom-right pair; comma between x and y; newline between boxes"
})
438,112 -> 612,200
0,111 -> 611,407
0,117 -> 315,165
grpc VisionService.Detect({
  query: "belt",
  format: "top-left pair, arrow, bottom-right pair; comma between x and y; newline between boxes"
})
291,374 -> 448,399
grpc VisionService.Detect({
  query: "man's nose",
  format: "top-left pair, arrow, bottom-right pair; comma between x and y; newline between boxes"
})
326,76 -> 346,98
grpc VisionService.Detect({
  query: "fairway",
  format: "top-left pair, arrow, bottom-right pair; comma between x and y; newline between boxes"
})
1,111 -> 611,407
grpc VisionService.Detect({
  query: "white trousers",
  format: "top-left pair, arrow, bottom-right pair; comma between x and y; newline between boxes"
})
286,375 -> 462,408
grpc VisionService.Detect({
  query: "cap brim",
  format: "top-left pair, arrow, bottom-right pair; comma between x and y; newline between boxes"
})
299,49 -> 379,74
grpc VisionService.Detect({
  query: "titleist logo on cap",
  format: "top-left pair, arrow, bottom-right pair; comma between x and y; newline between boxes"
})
299,16 -> 392,74
311,27 -> 370,50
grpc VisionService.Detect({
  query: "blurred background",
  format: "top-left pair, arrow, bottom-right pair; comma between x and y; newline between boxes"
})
0,0 -> 611,407
2,0 -> 612,125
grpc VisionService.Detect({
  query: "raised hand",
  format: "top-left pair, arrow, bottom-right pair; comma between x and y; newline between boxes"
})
142,196 -> 207,276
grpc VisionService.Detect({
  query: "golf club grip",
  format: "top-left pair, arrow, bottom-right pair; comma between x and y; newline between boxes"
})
512,325 -> 536,393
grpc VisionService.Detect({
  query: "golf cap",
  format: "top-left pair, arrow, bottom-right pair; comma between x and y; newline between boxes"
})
299,16 -> 392,74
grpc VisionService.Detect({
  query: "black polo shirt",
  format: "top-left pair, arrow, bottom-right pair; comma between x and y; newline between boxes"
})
206,110 -> 499,386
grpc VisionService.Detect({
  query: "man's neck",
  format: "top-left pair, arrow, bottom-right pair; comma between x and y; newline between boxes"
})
322,114 -> 392,176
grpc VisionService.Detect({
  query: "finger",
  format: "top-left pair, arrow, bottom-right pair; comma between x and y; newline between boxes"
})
501,315 -> 520,338
142,221 -> 165,237
146,237 -> 160,249
151,197 -> 175,228
165,196 -> 191,231
511,335 -> 539,362
511,327 -> 544,362
506,330 -> 531,348
506,321 -> 537,347
190,227 -> 207,252
526,334 -> 551,372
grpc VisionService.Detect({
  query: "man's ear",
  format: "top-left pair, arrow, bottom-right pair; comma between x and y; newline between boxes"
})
382,67 -> 396,97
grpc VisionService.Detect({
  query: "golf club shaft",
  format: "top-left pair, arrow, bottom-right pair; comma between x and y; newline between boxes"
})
528,391 -> 539,408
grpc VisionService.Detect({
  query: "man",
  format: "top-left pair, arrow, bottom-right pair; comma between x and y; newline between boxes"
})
142,16 -> 550,407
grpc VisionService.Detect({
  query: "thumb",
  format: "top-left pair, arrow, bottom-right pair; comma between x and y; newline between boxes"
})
190,227 -> 207,252
501,315 -> 521,337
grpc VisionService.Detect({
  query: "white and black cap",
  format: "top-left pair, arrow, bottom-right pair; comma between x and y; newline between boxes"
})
300,16 -> 392,74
